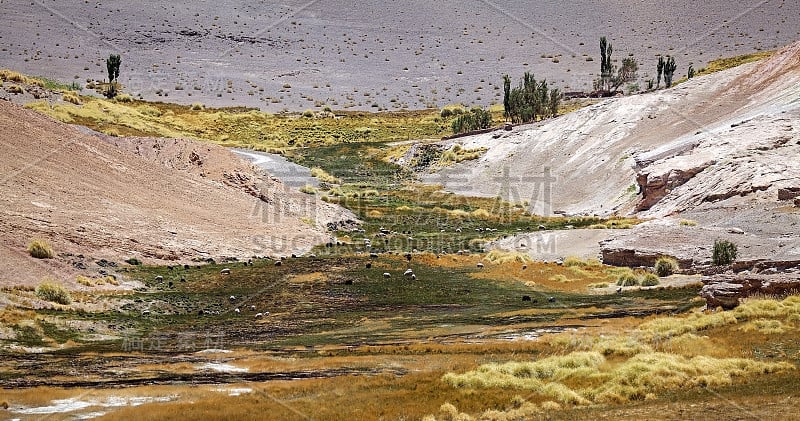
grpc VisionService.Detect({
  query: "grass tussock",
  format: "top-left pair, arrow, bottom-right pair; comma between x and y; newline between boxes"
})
484,249 -> 531,264
113,93 -> 134,103
27,239 -> 54,259
299,184 -> 317,195
654,256 -> 678,277
440,144 -> 487,164
76,275 -> 120,287
35,281 -> 72,305
310,167 -> 341,184
62,91 -> 82,105
563,256 -> 602,268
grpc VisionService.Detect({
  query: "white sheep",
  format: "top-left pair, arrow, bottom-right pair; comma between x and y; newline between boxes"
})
404,268 -> 413,276
477,262 -> 484,268
229,295 -> 236,301
234,308 -> 240,313
383,272 -> 391,278
220,268 -> 231,275
411,274 -> 417,281
255,312 -> 263,318
250,305 -> 256,311
154,275 -> 163,281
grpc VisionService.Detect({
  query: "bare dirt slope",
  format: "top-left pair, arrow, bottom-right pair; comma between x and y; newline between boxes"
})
1,1 -> 798,111
0,101 -> 349,287
437,41 -> 800,266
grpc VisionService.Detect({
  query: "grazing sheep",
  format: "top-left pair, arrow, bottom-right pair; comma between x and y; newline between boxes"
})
411,274 -> 417,281
404,268 -> 414,276
548,296 -> 556,303
522,295 -> 532,302
154,275 -> 163,281
229,295 -> 236,301
274,260 -> 282,266
255,312 -> 263,319
250,305 -> 256,311
142,309 -> 151,316
476,262 -> 484,268
383,272 -> 391,278
455,228 -> 462,233
234,308 -> 240,313
370,252 -> 379,258
616,287 -> 623,293
220,268 -> 231,275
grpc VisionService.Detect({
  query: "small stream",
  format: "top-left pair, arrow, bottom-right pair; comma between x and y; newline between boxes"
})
231,148 -> 318,188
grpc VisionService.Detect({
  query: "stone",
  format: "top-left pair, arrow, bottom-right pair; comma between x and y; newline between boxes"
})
700,281 -> 743,309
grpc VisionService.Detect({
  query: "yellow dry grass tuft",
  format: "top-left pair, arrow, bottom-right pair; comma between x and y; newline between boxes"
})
443,350 -> 793,407
484,249 -> 531,264
27,239 -> 54,259
310,167 -> 341,184
638,296 -> 800,339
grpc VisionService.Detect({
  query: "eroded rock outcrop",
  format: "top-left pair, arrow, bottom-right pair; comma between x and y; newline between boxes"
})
700,273 -> 800,309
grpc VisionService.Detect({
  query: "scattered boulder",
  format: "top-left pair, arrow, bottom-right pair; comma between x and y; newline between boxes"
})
699,281 -> 743,310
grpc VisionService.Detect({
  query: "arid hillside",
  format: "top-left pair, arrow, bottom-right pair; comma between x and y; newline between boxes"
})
0,101 -> 352,287
438,41 -> 800,267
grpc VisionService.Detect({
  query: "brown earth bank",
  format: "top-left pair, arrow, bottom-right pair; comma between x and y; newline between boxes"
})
0,100 -> 354,288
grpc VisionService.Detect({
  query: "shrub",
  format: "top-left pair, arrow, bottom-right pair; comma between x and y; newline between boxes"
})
641,273 -> 660,287
679,219 -> 697,226
712,239 -> 737,266
310,167 -> 341,184
114,93 -> 133,103
299,184 -> 317,194
35,281 -> 72,305
654,256 -> 678,277
190,102 -> 204,110
616,273 -> 639,286
125,257 -> 142,265
451,107 -> 492,134
6,84 -> 24,94
302,109 -> 314,118
28,239 -> 53,259
62,91 -> 82,105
